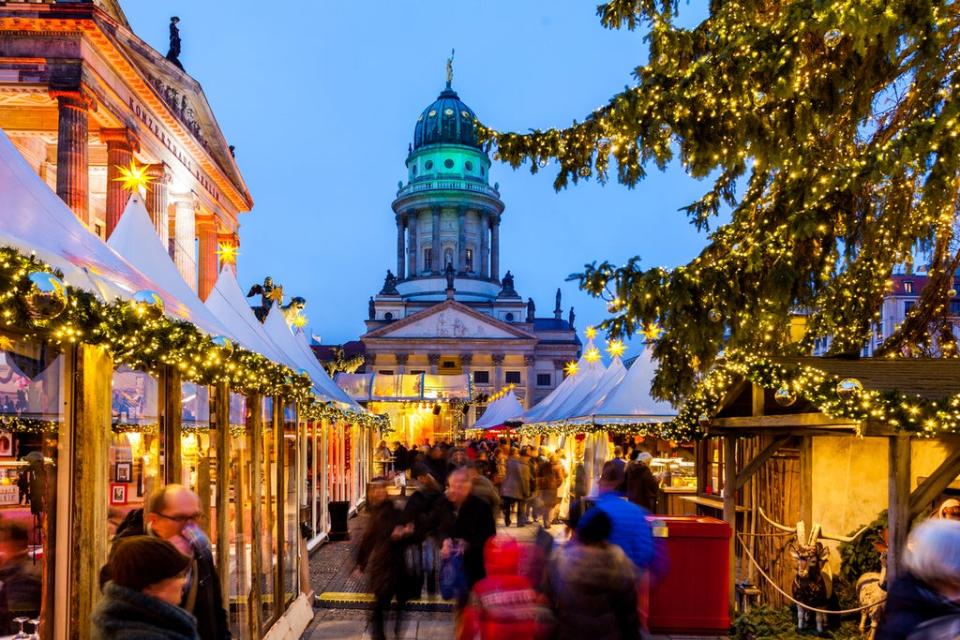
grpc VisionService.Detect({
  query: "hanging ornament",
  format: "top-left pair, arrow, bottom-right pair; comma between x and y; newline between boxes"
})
131,290 -> 164,318
753,91 -> 767,106
22,271 -> 68,321
211,335 -> 235,357
690,355 -> 701,369
538,158 -> 548,168
642,323 -> 662,340
836,378 -> 863,399
715,349 -> 726,362
493,152 -> 501,161
949,289 -> 957,298
579,166 -> 591,177
598,138 -> 611,155
774,386 -> 797,407
707,308 -> 722,323
698,413 -> 711,427
823,29 -> 843,48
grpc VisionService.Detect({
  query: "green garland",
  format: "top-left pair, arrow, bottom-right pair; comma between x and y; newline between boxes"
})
0,247 -> 388,431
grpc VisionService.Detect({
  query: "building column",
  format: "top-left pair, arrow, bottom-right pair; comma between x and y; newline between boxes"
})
460,353 -> 474,427
396,214 -> 406,280
407,214 -> 418,277
218,231 -> 238,276
428,353 -> 441,376
554,359 -> 566,384
431,207 -> 442,273
492,353 -> 505,391
479,210 -> 489,278
171,196 -> 198,290
99,128 -> 139,238
52,91 -> 91,224
490,214 -> 500,282
395,353 -> 408,376
457,206 -> 467,273
196,214 -> 218,301
145,163 -> 170,247
524,355 -> 536,409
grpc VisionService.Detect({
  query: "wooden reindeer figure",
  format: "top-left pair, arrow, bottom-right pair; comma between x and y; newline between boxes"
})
857,531 -> 889,640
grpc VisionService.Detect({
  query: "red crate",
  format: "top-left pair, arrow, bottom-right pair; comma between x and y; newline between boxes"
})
646,516 -> 731,634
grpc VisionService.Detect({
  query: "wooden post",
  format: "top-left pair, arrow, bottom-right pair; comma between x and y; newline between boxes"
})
273,398 -> 284,611
751,384 -> 765,417
723,435 -> 737,610
214,381 -> 230,607
68,344 -> 113,639
888,434 -> 912,584
246,393 -> 263,634
162,367 -> 182,485
799,436 -> 813,527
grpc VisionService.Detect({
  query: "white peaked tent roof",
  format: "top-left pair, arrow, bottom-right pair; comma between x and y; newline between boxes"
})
581,345 -> 675,424
535,357 -> 607,424
473,390 -> 524,430
108,195 -> 232,337
522,341 -> 598,423
562,356 -> 628,420
0,128 -> 177,303
261,305 -> 361,409
204,268 -> 287,362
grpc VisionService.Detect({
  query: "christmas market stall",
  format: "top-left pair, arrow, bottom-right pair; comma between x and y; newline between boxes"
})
471,388 -> 524,434
0,128 -> 382,640
687,353 -> 960,621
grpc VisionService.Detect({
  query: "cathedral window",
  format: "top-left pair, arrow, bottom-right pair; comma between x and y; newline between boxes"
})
378,370 -> 394,376
424,248 -> 433,272
444,248 -> 454,267
384,312 -> 394,321
473,371 -> 490,384
537,373 -> 552,387
444,158 -> 454,169
425,160 -> 433,170
465,161 -> 473,172
465,248 -> 474,271
505,371 -> 521,384
505,313 -> 514,322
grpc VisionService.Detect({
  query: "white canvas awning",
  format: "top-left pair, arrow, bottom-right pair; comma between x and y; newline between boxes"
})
562,356 -> 627,420
575,345 -> 675,425
522,347 -> 595,424
108,194 -> 232,337
204,269 -> 287,363
473,390 -> 524,430
533,358 -> 607,424
0,128 -> 178,304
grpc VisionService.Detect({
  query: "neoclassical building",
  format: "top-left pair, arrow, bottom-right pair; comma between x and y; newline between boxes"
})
0,0 -> 251,299
349,74 -> 580,435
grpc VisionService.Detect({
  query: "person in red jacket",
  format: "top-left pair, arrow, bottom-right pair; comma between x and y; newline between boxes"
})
458,535 -> 554,640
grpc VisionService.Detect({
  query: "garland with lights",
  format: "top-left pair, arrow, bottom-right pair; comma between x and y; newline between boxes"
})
479,0 -> 960,403
0,246 -> 388,432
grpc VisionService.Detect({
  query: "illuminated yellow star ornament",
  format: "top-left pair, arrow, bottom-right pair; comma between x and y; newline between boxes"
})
606,340 -> 626,358
584,326 -> 597,340
564,360 -> 579,376
584,346 -> 602,363
216,242 -> 239,266
113,161 -> 153,193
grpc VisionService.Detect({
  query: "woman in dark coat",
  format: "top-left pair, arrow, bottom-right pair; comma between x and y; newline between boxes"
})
354,483 -> 417,640
93,536 -> 197,640
876,519 -> 960,640
500,448 -> 531,527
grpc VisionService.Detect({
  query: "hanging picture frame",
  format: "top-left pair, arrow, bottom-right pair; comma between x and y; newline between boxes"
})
0,431 -> 12,457
110,483 -> 127,505
114,462 -> 132,483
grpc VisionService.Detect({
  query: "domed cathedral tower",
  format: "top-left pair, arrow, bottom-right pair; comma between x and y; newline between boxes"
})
390,77 -> 507,307
357,59 -> 580,437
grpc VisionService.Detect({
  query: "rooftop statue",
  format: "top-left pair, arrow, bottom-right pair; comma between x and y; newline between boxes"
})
446,48 -> 455,87
445,262 -> 456,290
166,17 -> 183,70
281,297 -> 307,328
246,276 -> 283,322
380,270 -> 399,295
527,297 -> 536,323
569,306 -> 576,328
499,271 -> 516,297
368,296 -> 376,320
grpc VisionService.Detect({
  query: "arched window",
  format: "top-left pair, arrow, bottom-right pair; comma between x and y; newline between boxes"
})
444,248 -> 454,267
423,248 -> 433,272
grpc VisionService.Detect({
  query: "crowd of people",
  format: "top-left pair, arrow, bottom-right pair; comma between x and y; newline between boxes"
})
359,437 -> 665,640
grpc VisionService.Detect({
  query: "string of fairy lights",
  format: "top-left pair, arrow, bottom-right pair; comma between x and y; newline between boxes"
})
473,0 -> 960,409
0,237 -> 387,432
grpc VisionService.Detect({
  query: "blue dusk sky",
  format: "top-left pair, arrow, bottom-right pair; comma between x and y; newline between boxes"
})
123,1 -> 711,349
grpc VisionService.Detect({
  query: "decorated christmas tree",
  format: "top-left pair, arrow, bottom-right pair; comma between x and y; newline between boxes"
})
481,0 -> 960,404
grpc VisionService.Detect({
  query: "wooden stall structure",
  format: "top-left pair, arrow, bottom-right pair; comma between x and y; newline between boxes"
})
698,357 -> 960,611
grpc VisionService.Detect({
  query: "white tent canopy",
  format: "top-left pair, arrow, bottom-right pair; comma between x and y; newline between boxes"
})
522,343 -> 598,424
108,194 -> 232,338
0,128 -> 179,304
575,345 -> 675,425
532,356 -> 606,425
473,390 -> 524,430
563,356 -> 627,420
204,269 -> 288,362
261,305 -> 361,409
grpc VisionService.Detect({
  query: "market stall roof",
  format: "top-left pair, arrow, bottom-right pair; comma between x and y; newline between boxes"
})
533,357 -> 608,424
204,268 -> 288,363
580,345 -> 675,425
334,372 -> 472,403
261,305 -> 361,409
0,128 -> 179,303
561,356 -> 628,420
522,344 -> 598,424
107,194 -> 232,338
473,390 -> 524,430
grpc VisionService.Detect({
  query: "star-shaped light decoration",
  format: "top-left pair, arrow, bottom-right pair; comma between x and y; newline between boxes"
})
642,323 -> 662,341
584,346 -> 602,363
564,360 -> 579,376
267,286 -> 284,303
606,339 -> 626,358
291,314 -> 308,329
113,161 -> 153,193
0,336 -> 14,352
216,242 -> 239,266
584,325 -> 597,340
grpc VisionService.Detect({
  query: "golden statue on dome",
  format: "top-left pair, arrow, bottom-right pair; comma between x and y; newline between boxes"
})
446,48 -> 455,87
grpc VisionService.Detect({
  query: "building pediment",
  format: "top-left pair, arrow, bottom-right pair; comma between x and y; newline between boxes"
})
364,300 -> 536,341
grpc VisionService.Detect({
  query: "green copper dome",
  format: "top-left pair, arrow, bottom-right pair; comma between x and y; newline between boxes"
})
412,85 -> 480,150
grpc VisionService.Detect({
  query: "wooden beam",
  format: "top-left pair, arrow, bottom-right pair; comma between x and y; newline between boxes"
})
68,344 -> 112,639
799,436 -> 813,527
736,435 -> 792,490
751,384 -> 765,417
888,434 -> 912,584
723,436 -> 737,610
909,446 -> 960,518
709,413 -> 859,430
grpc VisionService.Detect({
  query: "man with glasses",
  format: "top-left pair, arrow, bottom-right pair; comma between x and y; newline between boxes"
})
107,484 -> 231,640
